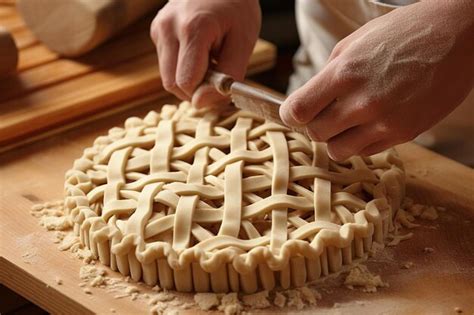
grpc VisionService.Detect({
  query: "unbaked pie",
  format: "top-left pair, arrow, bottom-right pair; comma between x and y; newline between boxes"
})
65,101 -> 405,293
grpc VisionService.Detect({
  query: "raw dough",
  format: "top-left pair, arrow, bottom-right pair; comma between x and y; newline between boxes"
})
64,101 -> 405,293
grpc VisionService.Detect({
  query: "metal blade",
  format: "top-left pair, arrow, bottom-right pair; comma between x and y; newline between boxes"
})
230,82 -> 307,135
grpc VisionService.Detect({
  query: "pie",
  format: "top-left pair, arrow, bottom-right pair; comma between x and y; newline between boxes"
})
65,101 -> 405,293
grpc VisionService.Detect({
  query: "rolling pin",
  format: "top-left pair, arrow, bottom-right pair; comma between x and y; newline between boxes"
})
17,0 -> 164,56
0,26 -> 18,77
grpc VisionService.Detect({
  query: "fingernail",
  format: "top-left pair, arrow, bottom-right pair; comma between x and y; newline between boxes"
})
306,127 -> 321,142
327,148 -> 344,161
279,104 -> 294,126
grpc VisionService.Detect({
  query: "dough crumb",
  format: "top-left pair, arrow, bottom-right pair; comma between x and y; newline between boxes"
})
91,275 -> 106,287
420,206 -> 438,220
242,290 -> 271,309
401,261 -> 414,269
31,204 -> 45,212
285,289 -> 305,310
273,291 -> 286,308
395,209 -> 420,229
125,286 -> 139,294
387,232 -> 413,246
218,293 -> 242,315
454,306 -> 463,313
113,293 -> 130,299
110,308 -> 116,313
150,301 -> 177,315
194,293 -> 220,311
39,216 -> 70,231
297,286 -> 321,305
436,206 -> 446,212
181,302 -> 194,310
83,288 -> 92,295
55,277 -> 63,285
423,247 -> 434,253
344,265 -> 388,293
153,291 -> 176,303
21,251 -> 37,264
79,265 -> 106,281
152,285 -> 162,292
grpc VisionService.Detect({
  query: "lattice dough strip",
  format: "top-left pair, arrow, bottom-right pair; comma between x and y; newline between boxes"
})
64,101 -> 405,293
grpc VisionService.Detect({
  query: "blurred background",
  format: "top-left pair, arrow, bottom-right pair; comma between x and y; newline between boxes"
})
252,0 -> 299,93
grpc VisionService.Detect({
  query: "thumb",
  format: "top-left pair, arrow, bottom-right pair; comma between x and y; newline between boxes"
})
192,32 -> 255,109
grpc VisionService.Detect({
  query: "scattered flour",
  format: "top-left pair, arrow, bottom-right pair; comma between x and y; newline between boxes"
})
28,197 -> 441,313
218,293 -> 242,315
194,293 -> 220,311
242,290 -> 271,309
344,265 -> 389,293
273,291 -> 286,308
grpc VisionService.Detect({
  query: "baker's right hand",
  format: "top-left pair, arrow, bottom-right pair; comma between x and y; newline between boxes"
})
150,0 -> 261,109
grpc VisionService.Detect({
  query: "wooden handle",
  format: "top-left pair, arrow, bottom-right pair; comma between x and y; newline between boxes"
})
0,26 -> 18,77
17,0 -> 164,56
205,70 -> 235,95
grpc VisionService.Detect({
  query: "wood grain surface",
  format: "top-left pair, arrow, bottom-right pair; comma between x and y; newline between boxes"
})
1,94 -> 473,315
0,6 -> 276,148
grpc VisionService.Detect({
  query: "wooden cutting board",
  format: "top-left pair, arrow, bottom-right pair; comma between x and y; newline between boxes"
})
0,3 -> 276,149
1,94 -> 473,315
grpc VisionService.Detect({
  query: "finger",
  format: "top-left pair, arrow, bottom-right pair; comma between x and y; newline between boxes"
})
305,95 -> 367,142
360,140 -> 393,157
175,17 -> 220,98
326,123 -> 386,161
192,83 -> 230,109
279,61 -> 347,127
157,39 -> 189,101
192,31 -> 255,109
215,31 -> 255,81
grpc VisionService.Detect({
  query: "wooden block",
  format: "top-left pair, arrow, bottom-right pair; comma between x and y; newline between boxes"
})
17,0 -> 164,56
0,29 -> 154,101
0,26 -> 18,76
17,44 -> 58,70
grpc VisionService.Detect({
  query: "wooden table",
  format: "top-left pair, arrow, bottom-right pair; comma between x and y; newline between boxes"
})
1,93 -> 473,314
0,2 -> 276,150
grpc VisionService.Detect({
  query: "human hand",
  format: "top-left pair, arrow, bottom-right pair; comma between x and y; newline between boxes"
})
280,1 -> 474,161
150,0 -> 261,108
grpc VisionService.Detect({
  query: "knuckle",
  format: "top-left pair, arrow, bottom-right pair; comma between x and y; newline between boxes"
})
334,57 -> 363,86
353,95 -> 384,121
181,14 -> 214,39
374,121 -> 414,142
330,41 -> 344,59
176,77 -> 195,92
151,15 -> 174,42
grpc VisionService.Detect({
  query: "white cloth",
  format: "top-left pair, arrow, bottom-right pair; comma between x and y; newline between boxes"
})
289,0 -> 474,165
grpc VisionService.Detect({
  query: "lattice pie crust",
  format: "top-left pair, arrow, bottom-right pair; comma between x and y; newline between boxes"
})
65,101 -> 405,293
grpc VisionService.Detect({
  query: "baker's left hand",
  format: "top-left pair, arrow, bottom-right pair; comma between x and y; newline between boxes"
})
279,0 -> 474,161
